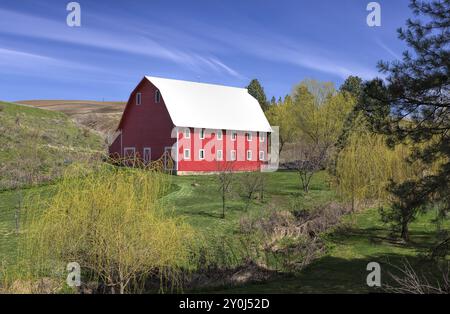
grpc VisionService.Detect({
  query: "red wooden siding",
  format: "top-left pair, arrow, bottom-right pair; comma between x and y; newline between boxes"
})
109,78 -> 175,161
177,129 -> 268,172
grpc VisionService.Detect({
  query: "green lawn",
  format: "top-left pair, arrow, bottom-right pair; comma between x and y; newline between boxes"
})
166,171 -> 447,293
210,207 -> 448,293
165,170 -> 335,232
0,169 -> 447,293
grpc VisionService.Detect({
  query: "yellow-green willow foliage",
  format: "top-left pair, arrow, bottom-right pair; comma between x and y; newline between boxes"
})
335,128 -> 424,210
15,163 -> 198,293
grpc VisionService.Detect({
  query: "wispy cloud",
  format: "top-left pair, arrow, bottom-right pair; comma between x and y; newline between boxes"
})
0,9 -> 241,78
180,20 -> 380,80
375,39 -> 402,60
0,47 -> 99,71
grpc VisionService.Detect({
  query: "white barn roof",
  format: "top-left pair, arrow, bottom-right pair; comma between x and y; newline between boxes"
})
145,76 -> 272,133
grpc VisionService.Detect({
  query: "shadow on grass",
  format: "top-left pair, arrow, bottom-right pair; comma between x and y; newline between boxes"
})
204,253 -> 443,294
330,226 -> 441,252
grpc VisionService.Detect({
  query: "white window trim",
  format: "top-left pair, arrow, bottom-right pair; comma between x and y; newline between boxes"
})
259,151 -> 265,161
155,90 -> 161,103
216,149 -> 223,161
200,129 -> 205,140
246,132 -> 253,141
231,131 -> 237,141
230,150 -> 236,161
184,128 -> 190,139
247,150 -> 252,161
259,133 -> 265,142
143,147 -> 151,163
136,93 -> 141,105
216,130 -> 222,140
199,149 -> 205,160
184,149 -> 191,160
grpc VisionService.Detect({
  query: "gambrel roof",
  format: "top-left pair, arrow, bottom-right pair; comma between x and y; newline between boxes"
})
144,76 -> 272,133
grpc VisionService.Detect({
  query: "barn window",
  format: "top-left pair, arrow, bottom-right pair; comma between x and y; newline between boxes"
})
230,150 -> 236,161
155,90 -> 161,103
246,150 -> 252,161
184,128 -> 190,139
124,147 -> 135,157
246,132 -> 252,141
259,151 -> 265,161
136,93 -> 141,105
184,149 -> 190,160
143,147 -> 151,164
199,149 -> 205,160
216,130 -> 222,140
216,150 -> 223,161
231,131 -> 237,141
200,129 -> 205,139
259,133 -> 265,142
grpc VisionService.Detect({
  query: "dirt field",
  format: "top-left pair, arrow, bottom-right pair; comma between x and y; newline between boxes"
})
16,100 -> 126,139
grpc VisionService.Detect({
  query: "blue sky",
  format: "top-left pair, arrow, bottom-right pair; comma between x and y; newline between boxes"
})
0,0 -> 412,101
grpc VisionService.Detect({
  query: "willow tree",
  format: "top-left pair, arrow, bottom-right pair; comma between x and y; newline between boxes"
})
16,163 -> 197,293
335,114 -> 424,211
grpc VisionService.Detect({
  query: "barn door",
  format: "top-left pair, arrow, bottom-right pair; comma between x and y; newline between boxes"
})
124,147 -> 135,158
123,147 -> 136,167
163,147 -> 174,171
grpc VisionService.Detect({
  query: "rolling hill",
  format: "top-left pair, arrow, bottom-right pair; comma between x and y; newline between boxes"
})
0,101 -> 105,190
15,100 -> 126,138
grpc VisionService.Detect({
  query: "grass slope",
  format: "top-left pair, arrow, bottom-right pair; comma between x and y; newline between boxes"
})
0,101 -> 105,190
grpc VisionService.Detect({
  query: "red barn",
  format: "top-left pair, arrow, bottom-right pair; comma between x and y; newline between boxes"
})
109,76 -> 272,174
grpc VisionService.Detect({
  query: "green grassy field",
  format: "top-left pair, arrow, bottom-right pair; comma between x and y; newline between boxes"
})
165,171 -> 335,234
0,170 -> 447,292
210,207 -> 448,293
165,171 -> 448,293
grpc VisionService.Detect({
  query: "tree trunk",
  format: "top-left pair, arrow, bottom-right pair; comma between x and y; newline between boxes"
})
279,140 -> 284,155
401,221 -> 409,242
351,187 -> 355,212
222,192 -> 225,219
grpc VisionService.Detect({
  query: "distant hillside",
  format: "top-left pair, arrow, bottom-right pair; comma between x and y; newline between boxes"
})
16,100 -> 126,138
0,101 -> 105,190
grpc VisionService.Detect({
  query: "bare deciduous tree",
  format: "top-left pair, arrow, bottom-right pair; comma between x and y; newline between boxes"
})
216,161 -> 235,218
240,172 -> 265,210
384,260 -> 450,294
293,141 -> 328,193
